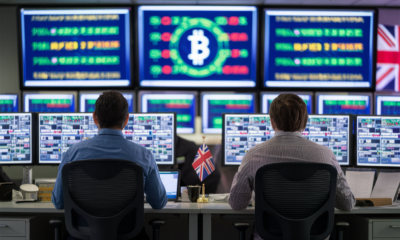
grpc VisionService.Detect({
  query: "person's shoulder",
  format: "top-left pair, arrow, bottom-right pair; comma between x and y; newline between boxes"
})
124,140 -> 153,158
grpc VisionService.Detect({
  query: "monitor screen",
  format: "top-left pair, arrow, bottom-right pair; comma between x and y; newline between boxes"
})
261,92 -> 313,113
223,114 -> 351,166
140,92 -> 196,134
375,94 -> 400,116
0,113 -> 33,165
159,171 -> 179,200
356,116 -> 400,167
79,92 -> 134,112
263,9 -> 375,88
0,95 -> 19,112
202,93 -> 255,134
24,94 -> 75,112
20,8 -> 131,88
317,94 -> 372,115
138,6 -> 258,88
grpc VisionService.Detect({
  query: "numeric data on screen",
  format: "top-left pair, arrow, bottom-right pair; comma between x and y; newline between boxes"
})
317,95 -> 370,114
25,94 -> 75,112
376,96 -> 400,115
80,94 -> 134,112
261,94 -> 312,113
0,95 -> 18,113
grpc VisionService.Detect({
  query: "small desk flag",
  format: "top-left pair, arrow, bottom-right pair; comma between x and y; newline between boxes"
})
192,137 -> 215,182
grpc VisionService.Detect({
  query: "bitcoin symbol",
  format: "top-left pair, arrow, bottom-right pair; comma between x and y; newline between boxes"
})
187,29 -> 210,66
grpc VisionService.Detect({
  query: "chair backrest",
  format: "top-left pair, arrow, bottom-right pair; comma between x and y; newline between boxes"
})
62,159 -> 144,240
255,162 -> 337,240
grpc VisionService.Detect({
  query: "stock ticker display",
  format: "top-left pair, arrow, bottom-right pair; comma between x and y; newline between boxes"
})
317,94 -> 371,115
264,10 -> 375,88
0,95 -> 19,113
376,96 -> 400,116
138,6 -> 257,88
223,114 -> 350,166
141,93 -> 196,134
0,114 -> 32,164
20,9 -> 131,87
357,116 -> 400,167
24,94 -> 75,112
202,94 -> 255,134
261,93 -> 312,113
79,93 -> 134,112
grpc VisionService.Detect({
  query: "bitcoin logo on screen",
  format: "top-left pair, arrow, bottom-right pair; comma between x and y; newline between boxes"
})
170,18 -> 230,78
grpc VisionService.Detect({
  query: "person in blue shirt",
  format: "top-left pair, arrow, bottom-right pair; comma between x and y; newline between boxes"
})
52,90 -> 168,239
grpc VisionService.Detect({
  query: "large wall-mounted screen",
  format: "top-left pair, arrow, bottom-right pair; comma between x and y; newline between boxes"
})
138,6 -> 258,88
316,93 -> 372,115
375,93 -> 400,116
263,9 -> 375,89
79,91 -> 134,112
261,92 -> 313,114
24,92 -> 76,112
0,95 -> 19,112
20,8 -> 131,88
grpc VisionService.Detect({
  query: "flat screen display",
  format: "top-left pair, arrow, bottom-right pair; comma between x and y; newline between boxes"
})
20,8 -> 131,87
138,6 -> 258,88
223,114 -> 351,166
0,95 -> 19,112
140,92 -> 196,134
24,94 -> 75,112
375,94 -> 400,116
317,93 -> 372,115
79,92 -> 134,112
202,93 -> 255,134
356,116 -> 400,167
264,9 -> 375,88
159,171 -> 179,200
0,113 -> 33,165
261,92 -> 313,113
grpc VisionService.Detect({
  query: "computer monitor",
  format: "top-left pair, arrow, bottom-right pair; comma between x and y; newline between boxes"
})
139,91 -> 196,134
261,92 -> 313,114
316,92 -> 373,115
0,94 -> 19,112
222,113 -> 351,166
356,116 -> 400,168
159,170 -> 180,201
20,8 -> 131,88
263,9 -> 376,89
202,93 -> 256,134
0,113 -> 34,165
375,92 -> 400,116
23,92 -> 77,112
138,6 -> 258,88
79,91 -> 135,112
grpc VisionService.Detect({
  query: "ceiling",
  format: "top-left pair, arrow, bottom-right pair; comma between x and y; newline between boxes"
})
0,0 -> 399,6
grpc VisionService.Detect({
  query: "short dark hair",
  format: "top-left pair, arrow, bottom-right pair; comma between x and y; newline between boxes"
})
269,93 -> 308,132
95,90 -> 128,129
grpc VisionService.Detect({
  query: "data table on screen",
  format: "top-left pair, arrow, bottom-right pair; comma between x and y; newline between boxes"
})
357,116 -> 400,167
24,94 -> 75,112
20,9 -> 131,87
138,6 -> 258,88
317,94 -> 371,115
261,93 -> 312,113
0,113 -> 33,164
376,96 -> 400,116
79,93 -> 134,112
0,95 -> 19,113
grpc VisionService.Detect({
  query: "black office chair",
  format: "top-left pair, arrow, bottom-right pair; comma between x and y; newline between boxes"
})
254,162 -> 337,240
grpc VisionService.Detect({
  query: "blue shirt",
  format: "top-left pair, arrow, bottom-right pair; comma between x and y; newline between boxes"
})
52,128 -> 168,210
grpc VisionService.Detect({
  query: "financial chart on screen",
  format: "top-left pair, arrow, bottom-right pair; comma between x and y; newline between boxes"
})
202,94 -> 255,134
264,10 -> 375,88
0,113 -> 32,165
24,94 -> 75,112
376,95 -> 400,115
20,9 -> 131,87
223,114 -> 350,166
261,93 -> 312,113
0,95 -> 19,112
317,94 -> 371,114
79,93 -> 134,112
357,116 -> 400,167
141,93 -> 196,134
138,6 -> 257,88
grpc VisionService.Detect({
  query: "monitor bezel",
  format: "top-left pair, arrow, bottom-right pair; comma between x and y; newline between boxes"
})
138,90 -> 198,134
260,91 -> 314,114
0,93 -> 20,112
78,90 -> 136,113
158,169 -> 181,202
23,91 -> 78,113
374,92 -> 400,115
315,92 -> 374,115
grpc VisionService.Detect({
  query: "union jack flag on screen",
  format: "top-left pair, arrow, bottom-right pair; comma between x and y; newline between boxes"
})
376,24 -> 400,92
192,143 -> 215,182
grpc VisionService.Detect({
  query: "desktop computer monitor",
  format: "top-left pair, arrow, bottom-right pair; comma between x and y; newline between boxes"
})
375,92 -> 400,116
316,92 -> 373,115
0,94 -> 19,112
79,91 -> 135,112
223,113 -> 351,166
202,93 -> 256,134
261,92 -> 313,114
23,91 -> 77,112
356,116 -> 400,168
159,170 -> 180,201
139,91 -> 196,134
0,113 -> 34,165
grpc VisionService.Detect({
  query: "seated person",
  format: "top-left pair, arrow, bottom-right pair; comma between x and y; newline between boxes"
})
229,93 -> 355,239
52,90 -> 168,239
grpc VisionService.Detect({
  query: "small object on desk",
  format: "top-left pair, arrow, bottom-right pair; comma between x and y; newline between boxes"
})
188,185 -> 201,202
181,187 -> 190,202
20,184 -> 39,200
15,199 -> 37,203
197,183 -> 209,203
0,182 -> 14,202
208,194 -> 229,203
355,198 -> 392,207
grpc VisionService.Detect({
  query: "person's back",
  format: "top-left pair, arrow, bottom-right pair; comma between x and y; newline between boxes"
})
229,93 -> 355,240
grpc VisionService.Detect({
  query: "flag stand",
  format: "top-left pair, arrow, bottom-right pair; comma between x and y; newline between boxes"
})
197,136 -> 209,203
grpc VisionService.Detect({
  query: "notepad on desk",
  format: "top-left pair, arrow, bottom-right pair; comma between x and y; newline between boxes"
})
346,170 -> 375,198
371,171 -> 400,202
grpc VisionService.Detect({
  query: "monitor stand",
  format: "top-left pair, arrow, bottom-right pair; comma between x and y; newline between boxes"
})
22,166 -> 33,184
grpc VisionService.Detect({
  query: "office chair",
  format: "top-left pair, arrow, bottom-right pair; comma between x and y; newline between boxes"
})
254,162 -> 337,240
